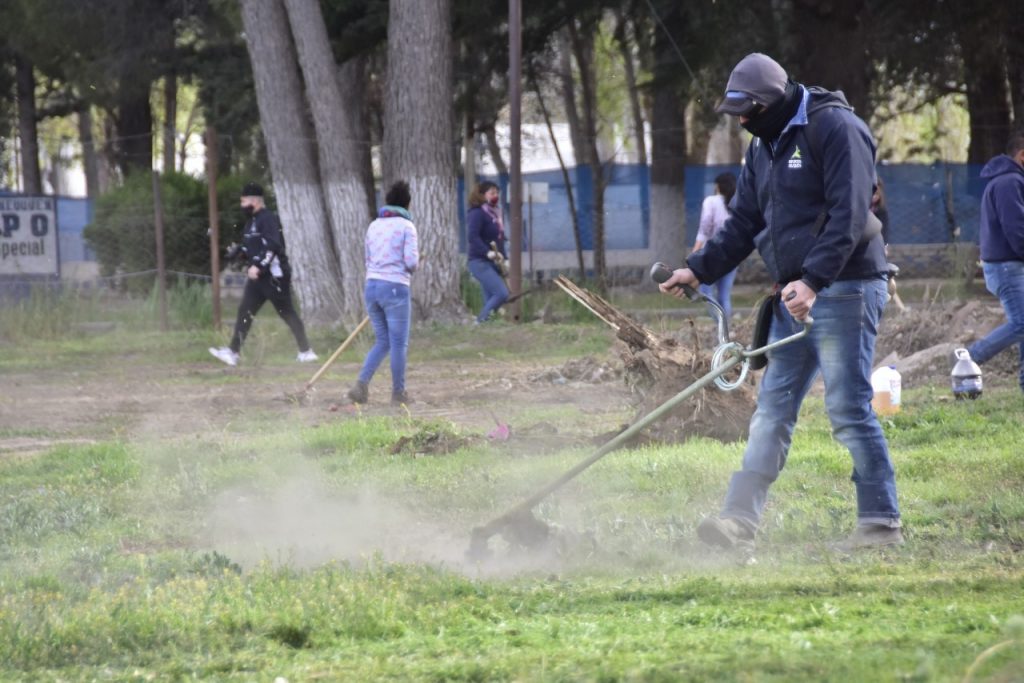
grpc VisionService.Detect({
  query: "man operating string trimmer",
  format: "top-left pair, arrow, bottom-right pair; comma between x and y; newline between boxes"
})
659,53 -> 903,552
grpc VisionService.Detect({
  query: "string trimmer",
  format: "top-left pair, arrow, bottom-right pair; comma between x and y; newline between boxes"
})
466,263 -> 813,560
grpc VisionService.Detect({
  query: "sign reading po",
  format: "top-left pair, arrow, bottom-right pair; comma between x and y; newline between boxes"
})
0,196 -> 58,277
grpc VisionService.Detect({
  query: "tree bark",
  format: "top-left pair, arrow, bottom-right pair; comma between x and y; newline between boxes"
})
484,125 -> 508,176
284,0 -> 377,327
78,107 -> 101,199
1008,24 -> 1024,127
961,39 -> 1011,164
649,86 -> 686,266
163,73 -> 177,174
240,0 -> 344,322
14,54 -> 41,194
383,0 -> 463,321
557,29 -> 585,166
568,21 -> 607,291
533,73 -> 585,276
338,55 -> 377,220
787,0 -> 872,117
614,11 -> 647,166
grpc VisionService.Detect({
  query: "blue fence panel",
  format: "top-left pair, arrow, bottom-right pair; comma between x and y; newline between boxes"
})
55,196 -> 95,262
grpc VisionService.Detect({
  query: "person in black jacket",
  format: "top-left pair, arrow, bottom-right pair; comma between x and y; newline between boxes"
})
209,182 -> 317,367
659,53 -> 901,552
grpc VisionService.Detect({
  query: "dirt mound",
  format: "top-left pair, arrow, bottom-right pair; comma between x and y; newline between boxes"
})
875,296 -> 1016,388
531,356 -> 623,384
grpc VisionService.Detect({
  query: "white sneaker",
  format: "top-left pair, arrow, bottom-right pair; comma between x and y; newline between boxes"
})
209,346 -> 239,366
296,349 -> 319,363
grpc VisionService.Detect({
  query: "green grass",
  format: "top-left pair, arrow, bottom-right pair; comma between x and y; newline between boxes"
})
1,306 -> 1023,680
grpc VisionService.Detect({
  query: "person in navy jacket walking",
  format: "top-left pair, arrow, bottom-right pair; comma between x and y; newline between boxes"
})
659,53 -> 901,553
964,130 -> 1024,392
466,181 -> 509,323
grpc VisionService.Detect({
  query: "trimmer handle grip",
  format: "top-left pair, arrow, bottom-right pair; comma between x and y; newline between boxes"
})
650,262 -> 700,301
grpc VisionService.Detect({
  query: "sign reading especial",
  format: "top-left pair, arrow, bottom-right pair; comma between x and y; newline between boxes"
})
0,196 -> 58,277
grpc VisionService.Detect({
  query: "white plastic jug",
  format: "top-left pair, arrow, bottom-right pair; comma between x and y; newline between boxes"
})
871,365 -> 902,415
951,348 -> 983,399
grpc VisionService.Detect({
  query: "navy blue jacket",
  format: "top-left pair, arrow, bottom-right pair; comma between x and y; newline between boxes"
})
978,155 -> 1024,262
688,87 -> 887,292
466,205 -> 506,261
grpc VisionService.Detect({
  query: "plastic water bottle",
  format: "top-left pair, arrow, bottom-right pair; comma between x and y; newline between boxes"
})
951,348 -> 983,400
871,365 -> 902,415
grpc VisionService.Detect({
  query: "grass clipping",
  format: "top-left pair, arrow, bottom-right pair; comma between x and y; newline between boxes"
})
553,277 -> 755,444
390,420 -> 473,456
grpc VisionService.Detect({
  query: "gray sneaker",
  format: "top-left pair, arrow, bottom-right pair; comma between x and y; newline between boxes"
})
835,523 -> 904,552
697,516 -> 755,551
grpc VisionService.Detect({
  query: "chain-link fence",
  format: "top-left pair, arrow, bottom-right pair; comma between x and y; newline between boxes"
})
1,161 -> 992,334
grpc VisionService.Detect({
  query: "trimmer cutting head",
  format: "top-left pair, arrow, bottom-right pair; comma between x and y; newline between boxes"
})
465,510 -> 557,562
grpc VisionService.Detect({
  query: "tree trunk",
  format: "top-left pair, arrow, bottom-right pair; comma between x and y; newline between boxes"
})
787,0 -> 872,116
961,39 -> 1012,164
533,73 -> 585,276
569,21 -> 607,291
649,87 -> 686,267
178,99 -> 199,173
557,29 -> 585,166
339,55 -> 377,220
240,0 -> 345,322
614,11 -> 647,166
1008,23 -> 1024,127
78,107 -> 101,198
284,0 -> 377,327
114,80 -> 154,176
485,126 -> 508,176
163,73 -> 177,174
383,0 -> 463,321
14,54 -> 41,194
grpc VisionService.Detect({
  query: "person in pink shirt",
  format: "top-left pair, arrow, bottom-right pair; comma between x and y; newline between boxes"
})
693,172 -> 738,319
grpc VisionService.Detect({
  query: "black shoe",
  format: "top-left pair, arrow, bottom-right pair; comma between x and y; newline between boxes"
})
347,381 -> 368,404
391,390 -> 412,406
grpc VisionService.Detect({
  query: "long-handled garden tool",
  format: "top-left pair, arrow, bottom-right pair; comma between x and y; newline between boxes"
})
283,316 -> 370,404
305,316 -> 370,392
466,263 -> 812,560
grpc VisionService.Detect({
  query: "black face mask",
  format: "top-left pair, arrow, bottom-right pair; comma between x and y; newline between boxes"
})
242,205 -> 256,218
740,80 -> 802,141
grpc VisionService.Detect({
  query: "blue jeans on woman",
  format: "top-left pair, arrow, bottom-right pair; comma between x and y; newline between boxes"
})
468,258 -> 509,323
358,279 -> 411,392
968,260 -> 1024,391
720,278 -> 900,531
699,268 -> 738,321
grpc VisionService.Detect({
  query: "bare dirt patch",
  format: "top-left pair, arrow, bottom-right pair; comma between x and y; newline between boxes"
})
1,286 -> 1017,456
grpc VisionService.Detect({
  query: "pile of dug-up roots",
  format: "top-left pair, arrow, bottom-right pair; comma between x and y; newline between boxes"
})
553,277 -> 758,445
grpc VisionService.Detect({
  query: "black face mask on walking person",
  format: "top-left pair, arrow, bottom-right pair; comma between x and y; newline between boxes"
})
241,205 -> 256,218
741,80 -> 802,142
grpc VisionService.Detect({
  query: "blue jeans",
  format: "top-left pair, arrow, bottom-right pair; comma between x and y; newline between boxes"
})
358,279 -> 411,392
468,258 -> 509,322
699,268 -> 738,320
968,260 -> 1024,391
721,278 -> 900,530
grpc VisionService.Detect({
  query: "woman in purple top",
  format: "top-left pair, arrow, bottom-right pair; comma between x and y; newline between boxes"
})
347,180 -> 419,406
466,181 -> 509,323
